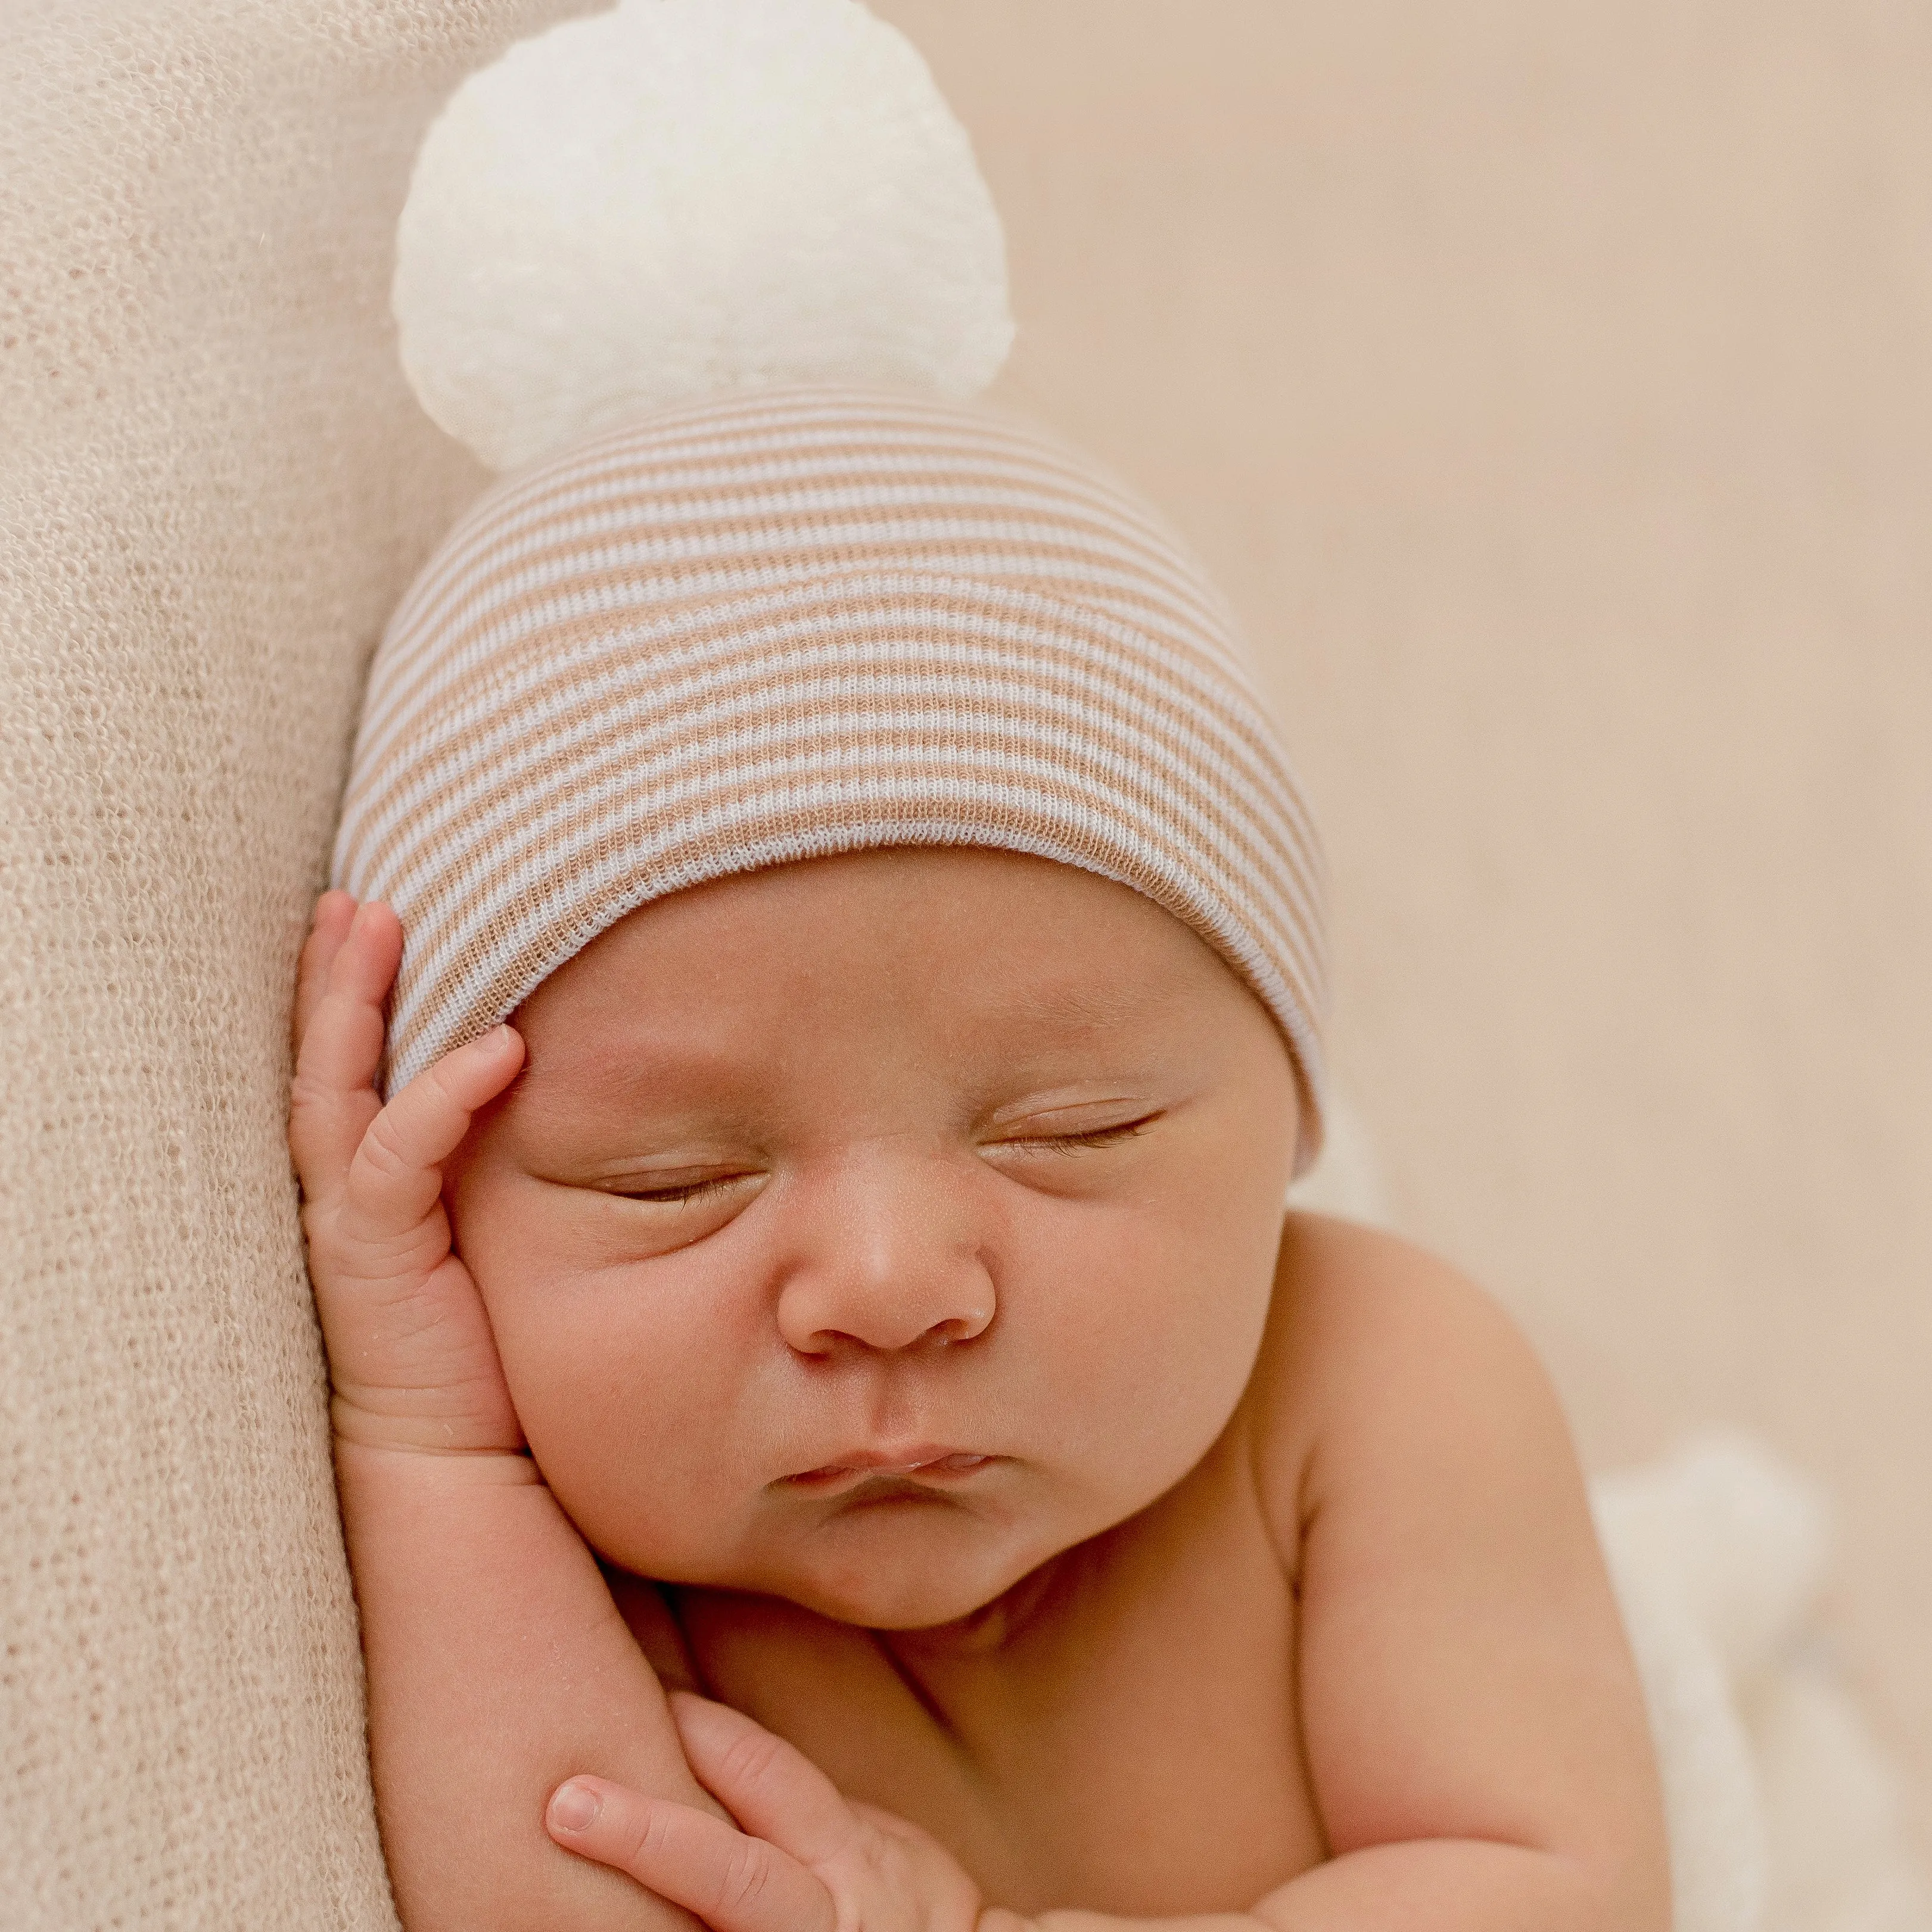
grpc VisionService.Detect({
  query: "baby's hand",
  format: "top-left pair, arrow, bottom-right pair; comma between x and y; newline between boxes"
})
547,1693 -> 998,1932
289,891 -> 527,1457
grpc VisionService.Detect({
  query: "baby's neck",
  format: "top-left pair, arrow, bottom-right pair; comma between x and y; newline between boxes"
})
875,1546 -> 1072,1666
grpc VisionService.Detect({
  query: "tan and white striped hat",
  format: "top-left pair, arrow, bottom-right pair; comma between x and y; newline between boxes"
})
335,1 -> 1329,1162
335,384 -> 1328,1156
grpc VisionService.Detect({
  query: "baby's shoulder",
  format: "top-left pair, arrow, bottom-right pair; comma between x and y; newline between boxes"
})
1258,1210 -> 1542,1392
1242,1212 -> 1578,1556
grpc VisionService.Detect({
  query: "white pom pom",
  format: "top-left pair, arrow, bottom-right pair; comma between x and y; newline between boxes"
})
394,0 -> 1016,472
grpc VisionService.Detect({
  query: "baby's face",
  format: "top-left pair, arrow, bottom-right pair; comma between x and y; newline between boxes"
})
447,848 -> 1299,1629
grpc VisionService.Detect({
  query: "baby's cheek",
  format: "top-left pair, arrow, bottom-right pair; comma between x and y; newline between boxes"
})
484,1259 -> 760,1569
1007,1203 -> 1265,1483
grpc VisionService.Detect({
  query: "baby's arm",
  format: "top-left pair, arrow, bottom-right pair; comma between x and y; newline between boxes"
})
1222,1211 -> 1673,1931
291,895 -> 721,1932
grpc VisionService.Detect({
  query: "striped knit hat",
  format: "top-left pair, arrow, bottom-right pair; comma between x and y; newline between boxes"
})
336,0 -> 1329,1161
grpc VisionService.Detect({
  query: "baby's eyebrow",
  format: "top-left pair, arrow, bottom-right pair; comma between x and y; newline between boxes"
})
514,1034 -> 766,1116
1004,980 -> 1154,1038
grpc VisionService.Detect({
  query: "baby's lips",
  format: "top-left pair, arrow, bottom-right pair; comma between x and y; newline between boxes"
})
781,1449 -> 996,1497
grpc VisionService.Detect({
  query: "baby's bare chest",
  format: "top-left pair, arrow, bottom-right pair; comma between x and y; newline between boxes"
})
651,1463 -> 1327,1918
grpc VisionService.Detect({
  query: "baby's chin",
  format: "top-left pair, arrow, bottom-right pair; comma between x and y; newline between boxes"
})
771,1559 -> 1026,1631
672,1497 -> 1078,1632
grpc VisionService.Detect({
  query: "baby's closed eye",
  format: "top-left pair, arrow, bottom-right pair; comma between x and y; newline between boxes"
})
982,1111 -> 1162,1154
605,1171 -> 761,1206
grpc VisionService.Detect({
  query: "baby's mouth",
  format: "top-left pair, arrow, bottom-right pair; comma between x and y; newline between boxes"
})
781,1449 -> 995,1497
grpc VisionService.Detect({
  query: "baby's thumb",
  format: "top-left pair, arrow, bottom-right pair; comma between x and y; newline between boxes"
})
338,1025 -> 525,1248
668,1694 -> 861,1870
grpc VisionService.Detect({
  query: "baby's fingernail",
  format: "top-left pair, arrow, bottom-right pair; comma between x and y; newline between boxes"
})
550,1781 -> 601,1833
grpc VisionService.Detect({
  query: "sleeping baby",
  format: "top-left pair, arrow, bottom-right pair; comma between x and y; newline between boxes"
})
288,5 -> 1671,1930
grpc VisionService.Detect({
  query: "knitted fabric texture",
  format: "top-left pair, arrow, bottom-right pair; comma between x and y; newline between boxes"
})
334,385 -> 1329,1153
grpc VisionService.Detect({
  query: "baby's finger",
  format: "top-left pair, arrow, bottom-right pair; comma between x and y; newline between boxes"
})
668,1694 -> 860,1871
340,1025 -> 525,1245
547,1781 -> 835,1932
291,890 -> 357,1056
288,902 -> 406,1195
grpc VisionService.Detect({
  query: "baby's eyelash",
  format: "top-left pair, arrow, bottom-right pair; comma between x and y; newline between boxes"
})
1012,1113 -> 1161,1154
613,1175 -> 741,1206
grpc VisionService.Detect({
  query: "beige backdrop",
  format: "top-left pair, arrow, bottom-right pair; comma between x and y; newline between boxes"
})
4,1 -> 1928,1922
875,0 -> 1932,1849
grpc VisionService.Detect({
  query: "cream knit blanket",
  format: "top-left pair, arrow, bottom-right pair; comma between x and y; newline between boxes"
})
1597,1438 -> 1930,1932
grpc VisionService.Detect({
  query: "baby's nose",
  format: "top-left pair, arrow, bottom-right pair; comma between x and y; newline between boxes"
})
780,1284 -> 993,1357
773,1152 -> 995,1357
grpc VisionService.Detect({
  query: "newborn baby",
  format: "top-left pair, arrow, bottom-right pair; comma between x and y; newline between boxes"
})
293,384 -> 1667,1932
294,845 -> 1666,1932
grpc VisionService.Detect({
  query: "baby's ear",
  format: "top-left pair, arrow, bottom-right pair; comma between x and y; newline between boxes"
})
603,1564 -> 704,1693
